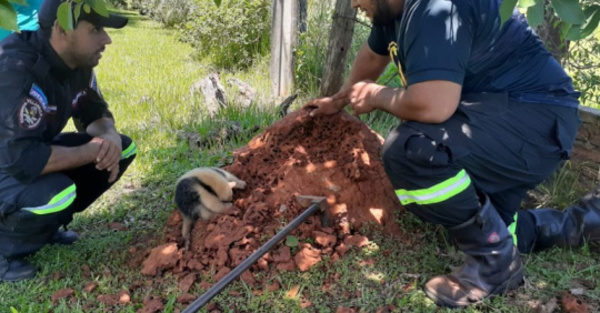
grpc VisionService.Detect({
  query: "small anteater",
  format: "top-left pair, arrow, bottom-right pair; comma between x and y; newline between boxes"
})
175,167 -> 246,249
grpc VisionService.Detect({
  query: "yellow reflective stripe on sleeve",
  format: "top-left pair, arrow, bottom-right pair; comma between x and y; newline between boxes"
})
395,169 -> 471,205
23,184 -> 76,215
121,142 -> 137,159
508,212 -> 518,246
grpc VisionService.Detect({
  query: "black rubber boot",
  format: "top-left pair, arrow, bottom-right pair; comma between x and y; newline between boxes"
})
424,196 -> 523,308
528,186 -> 600,252
0,256 -> 37,282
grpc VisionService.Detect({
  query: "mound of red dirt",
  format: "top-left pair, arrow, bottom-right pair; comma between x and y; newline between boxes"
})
140,108 -> 404,293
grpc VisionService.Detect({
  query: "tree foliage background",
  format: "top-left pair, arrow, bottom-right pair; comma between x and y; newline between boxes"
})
500,0 -> 600,106
501,0 -> 600,41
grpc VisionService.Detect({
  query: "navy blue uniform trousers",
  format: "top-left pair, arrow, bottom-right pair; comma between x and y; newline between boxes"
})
0,132 -> 136,259
381,93 -> 580,253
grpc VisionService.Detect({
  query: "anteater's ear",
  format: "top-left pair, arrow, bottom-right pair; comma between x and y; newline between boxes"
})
228,181 -> 237,188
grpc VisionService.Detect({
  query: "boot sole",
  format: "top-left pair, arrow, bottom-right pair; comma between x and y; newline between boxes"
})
425,267 -> 524,308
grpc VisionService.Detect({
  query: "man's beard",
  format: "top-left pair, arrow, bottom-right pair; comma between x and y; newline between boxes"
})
372,0 -> 397,26
70,52 -> 99,68
65,39 -> 100,69
67,48 -> 101,69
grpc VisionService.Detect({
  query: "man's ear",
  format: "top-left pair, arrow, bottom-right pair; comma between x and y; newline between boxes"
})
52,20 -> 69,37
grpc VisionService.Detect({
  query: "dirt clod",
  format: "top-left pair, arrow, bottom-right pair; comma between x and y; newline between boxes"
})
561,291 -> 589,313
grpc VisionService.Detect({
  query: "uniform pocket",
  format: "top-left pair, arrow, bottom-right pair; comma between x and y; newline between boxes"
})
518,137 -> 564,181
554,118 -> 578,160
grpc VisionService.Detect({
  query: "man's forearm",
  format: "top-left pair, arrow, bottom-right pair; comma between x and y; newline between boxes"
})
372,81 -> 462,123
372,86 -> 451,122
40,144 -> 96,175
40,116 -> 119,176
373,86 -> 406,117
86,117 -> 118,137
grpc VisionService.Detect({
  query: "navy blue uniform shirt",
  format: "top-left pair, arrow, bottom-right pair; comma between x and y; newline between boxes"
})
0,30 -> 113,183
368,0 -> 580,108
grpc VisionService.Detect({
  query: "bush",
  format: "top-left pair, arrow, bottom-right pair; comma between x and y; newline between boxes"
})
294,1 -> 333,93
103,0 -> 129,9
130,0 -> 194,27
180,0 -> 271,70
565,37 -> 600,108
154,0 -> 194,27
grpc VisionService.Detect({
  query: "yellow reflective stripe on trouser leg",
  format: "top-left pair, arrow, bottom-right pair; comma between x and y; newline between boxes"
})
507,212 -> 518,246
23,184 -> 76,215
121,142 -> 137,159
395,169 -> 472,205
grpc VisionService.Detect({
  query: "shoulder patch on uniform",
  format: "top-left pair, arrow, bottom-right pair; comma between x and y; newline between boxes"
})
18,98 -> 44,130
29,84 -> 56,113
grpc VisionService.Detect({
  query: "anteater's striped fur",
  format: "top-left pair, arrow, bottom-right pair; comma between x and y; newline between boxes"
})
175,167 -> 246,249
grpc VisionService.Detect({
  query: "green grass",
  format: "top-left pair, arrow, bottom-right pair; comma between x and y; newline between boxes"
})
1,10 -> 599,313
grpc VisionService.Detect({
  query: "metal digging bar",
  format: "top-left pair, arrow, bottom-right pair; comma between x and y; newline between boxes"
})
182,196 -> 327,313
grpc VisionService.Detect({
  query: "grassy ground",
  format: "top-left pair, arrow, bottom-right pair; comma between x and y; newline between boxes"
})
1,12 -> 600,313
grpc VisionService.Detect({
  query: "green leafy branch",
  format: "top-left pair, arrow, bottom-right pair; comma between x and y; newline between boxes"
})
57,0 -> 110,30
501,0 -> 600,40
0,0 -> 26,32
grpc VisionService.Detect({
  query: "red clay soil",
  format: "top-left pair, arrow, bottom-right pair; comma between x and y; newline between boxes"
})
561,291 -> 590,313
139,109 -> 405,306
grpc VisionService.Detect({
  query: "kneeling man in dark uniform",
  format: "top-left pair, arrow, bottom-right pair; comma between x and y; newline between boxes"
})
0,0 -> 136,282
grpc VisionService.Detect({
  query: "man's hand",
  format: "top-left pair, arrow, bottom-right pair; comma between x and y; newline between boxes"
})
304,90 -> 348,117
91,133 -> 122,183
346,80 -> 383,116
304,80 -> 385,117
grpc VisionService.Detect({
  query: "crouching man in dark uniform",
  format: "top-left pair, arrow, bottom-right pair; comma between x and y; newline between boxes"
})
307,0 -> 599,308
0,0 -> 136,282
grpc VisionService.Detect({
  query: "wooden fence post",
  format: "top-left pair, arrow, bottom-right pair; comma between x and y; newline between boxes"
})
270,0 -> 298,98
320,0 -> 357,97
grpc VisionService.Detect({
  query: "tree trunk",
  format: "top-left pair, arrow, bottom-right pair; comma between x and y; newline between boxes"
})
320,0 -> 357,97
535,1 -> 569,64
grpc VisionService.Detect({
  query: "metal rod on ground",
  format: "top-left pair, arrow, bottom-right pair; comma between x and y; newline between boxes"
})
182,202 -> 323,313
